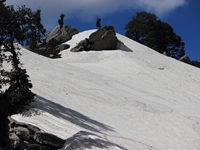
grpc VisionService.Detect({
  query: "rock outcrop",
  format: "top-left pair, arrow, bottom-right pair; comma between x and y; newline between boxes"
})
179,55 -> 191,63
45,25 -> 78,47
70,26 -> 118,52
8,117 -> 65,150
25,25 -> 78,58
89,26 -> 118,50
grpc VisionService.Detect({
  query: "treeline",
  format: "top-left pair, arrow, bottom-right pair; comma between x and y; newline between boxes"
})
124,11 -> 200,68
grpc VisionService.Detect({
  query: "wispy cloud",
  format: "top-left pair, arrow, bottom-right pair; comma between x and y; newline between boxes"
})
6,0 -> 187,27
135,0 -> 188,16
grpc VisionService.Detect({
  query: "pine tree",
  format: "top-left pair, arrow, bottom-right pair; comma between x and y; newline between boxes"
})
125,11 -> 185,59
96,17 -> 101,29
17,6 -> 46,49
58,13 -> 65,28
0,3 -> 35,149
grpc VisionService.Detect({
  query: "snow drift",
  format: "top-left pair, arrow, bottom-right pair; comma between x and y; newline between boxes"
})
12,30 -> 200,150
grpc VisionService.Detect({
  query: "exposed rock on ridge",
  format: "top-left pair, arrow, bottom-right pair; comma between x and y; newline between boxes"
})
45,25 -> 78,47
71,26 -> 118,52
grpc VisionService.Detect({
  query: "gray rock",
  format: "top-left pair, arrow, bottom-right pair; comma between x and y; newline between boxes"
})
179,55 -> 191,63
34,131 -> 65,148
45,25 -> 78,46
47,38 -> 59,47
59,44 -> 70,51
70,38 -> 92,52
9,132 -> 20,142
9,132 -> 19,148
89,26 -> 118,50
70,26 -> 118,52
14,126 -> 30,141
14,141 -> 28,150
27,124 -> 40,134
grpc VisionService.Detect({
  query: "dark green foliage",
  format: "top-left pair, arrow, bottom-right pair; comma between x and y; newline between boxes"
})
0,1 -> 35,121
16,6 -> 46,48
125,11 -> 185,59
0,3 -> 46,48
58,13 -> 65,28
0,3 -> 36,149
96,17 -> 101,29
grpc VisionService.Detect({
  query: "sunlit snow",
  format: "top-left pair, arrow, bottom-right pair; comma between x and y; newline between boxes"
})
12,30 -> 200,150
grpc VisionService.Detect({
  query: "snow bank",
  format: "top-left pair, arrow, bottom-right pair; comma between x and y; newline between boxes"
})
12,30 -> 200,150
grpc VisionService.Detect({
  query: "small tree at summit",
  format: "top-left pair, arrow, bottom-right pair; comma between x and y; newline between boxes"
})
96,17 -> 101,29
125,11 -> 185,59
58,13 -> 65,28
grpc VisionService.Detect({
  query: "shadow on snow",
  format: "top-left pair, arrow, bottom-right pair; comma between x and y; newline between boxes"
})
24,95 -> 115,134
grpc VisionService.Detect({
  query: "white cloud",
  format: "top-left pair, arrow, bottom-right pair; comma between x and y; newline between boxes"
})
135,0 -> 187,16
5,0 -> 187,28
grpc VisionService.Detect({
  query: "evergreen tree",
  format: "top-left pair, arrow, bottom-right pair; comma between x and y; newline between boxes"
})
0,3 -> 35,149
58,13 -> 65,28
96,17 -> 101,29
125,11 -> 185,59
16,6 -> 46,48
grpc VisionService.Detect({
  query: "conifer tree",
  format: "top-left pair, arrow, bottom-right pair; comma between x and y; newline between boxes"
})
8,5 -> 46,48
96,17 -> 101,29
125,11 -> 185,59
0,3 -> 35,149
58,13 -> 65,28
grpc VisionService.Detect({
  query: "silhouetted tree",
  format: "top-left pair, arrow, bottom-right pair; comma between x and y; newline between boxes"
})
18,6 -> 46,48
0,3 -> 35,149
125,11 -> 185,59
58,13 -> 65,28
96,17 -> 101,29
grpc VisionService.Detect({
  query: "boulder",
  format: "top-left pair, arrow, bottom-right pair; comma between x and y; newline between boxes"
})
70,38 -> 93,52
27,124 -> 40,134
179,55 -> 191,63
34,131 -> 65,148
9,133 -> 27,150
14,126 -> 30,141
70,26 -> 118,52
58,44 -> 70,51
9,132 -> 20,148
45,25 -> 78,47
89,26 -> 118,50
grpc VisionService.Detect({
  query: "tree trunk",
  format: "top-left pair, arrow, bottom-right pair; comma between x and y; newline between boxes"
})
0,114 -> 13,150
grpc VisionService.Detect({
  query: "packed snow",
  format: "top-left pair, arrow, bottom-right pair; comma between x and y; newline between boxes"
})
12,30 -> 200,150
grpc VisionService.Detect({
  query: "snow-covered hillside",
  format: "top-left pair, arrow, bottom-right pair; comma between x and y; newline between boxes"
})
12,30 -> 200,150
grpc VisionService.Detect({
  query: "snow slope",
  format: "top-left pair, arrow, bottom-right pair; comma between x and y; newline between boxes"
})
12,30 -> 200,150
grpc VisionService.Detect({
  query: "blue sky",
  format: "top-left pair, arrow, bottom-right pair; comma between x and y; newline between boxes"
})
6,0 -> 200,61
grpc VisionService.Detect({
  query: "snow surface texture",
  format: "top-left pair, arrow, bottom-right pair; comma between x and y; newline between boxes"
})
12,30 -> 200,150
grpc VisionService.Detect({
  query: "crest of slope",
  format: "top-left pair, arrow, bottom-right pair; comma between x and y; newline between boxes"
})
12,30 -> 200,150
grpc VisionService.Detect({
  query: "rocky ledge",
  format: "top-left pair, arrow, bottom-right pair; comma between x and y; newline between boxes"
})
8,117 -> 65,150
